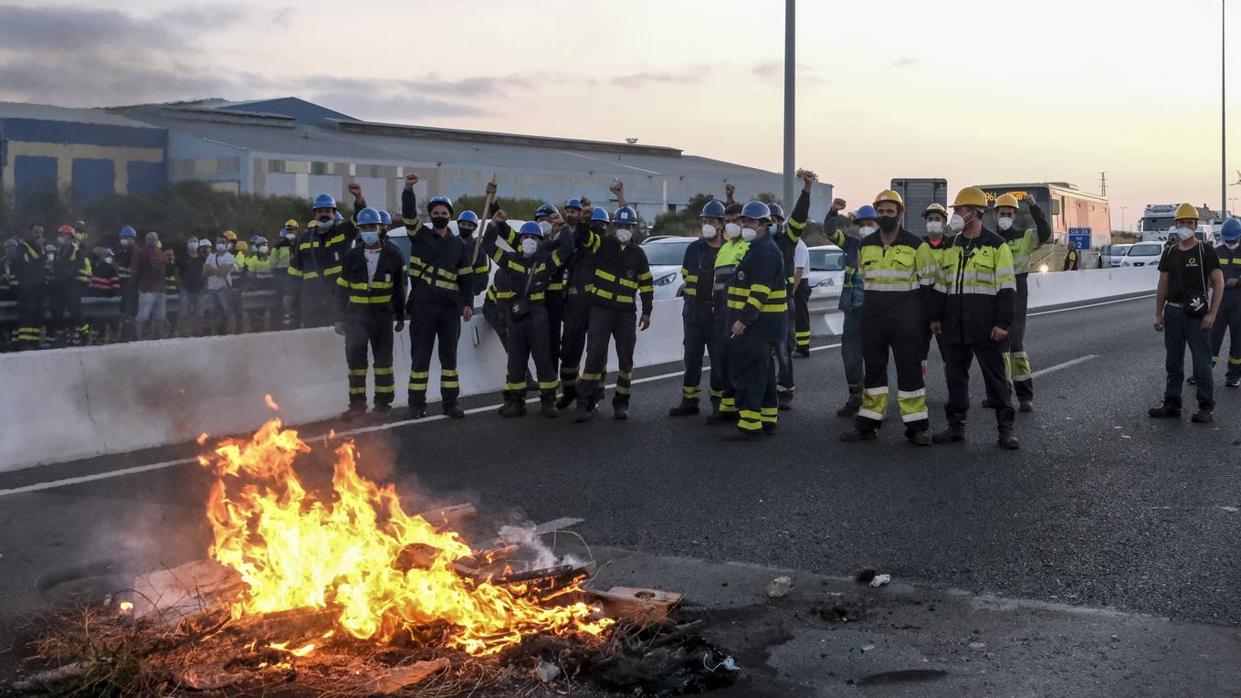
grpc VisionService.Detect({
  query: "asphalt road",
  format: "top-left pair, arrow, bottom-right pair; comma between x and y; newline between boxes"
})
3,293 -> 1240,678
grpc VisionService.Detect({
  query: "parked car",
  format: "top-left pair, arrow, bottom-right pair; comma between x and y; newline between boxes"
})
1099,243 -> 1132,268
1119,241 -> 1166,268
805,245 -> 845,299
639,236 -> 694,300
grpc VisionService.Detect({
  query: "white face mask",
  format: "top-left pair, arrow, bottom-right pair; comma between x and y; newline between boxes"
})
997,217 -> 1014,231
1227,241 -> 1240,249
858,225 -> 877,236
1175,226 -> 1196,241
258,245 -> 269,254
538,221 -> 553,236
724,222 -> 742,240
925,221 -> 943,235
949,214 -> 966,232
701,223 -> 718,240
104,256 -> 113,264
740,226 -> 757,242
285,232 -> 298,241
521,238 -> 539,255
616,229 -> 633,244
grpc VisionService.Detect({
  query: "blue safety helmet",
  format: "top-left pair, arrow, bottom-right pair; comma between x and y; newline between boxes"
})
535,203 -> 559,219
564,198 -> 583,211
457,210 -> 480,226
378,210 -> 392,227
590,207 -> 611,223
700,199 -> 726,219
355,207 -> 383,227
614,205 -> 638,226
312,194 -> 336,211
249,234 -> 262,244
1222,218 -> 1241,241
741,201 -> 771,221
427,195 -> 454,216
120,225 -> 137,238
4,238 -> 18,249
855,205 -> 878,222
518,221 -> 544,238
767,202 -> 786,220
334,211 -> 343,221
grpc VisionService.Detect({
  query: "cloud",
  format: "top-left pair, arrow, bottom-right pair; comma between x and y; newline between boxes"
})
891,57 -> 920,68
751,61 -> 826,84
611,69 -> 704,88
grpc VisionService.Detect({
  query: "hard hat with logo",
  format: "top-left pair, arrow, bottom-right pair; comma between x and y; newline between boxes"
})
535,203 -> 559,220
855,205 -> 878,222
952,187 -> 989,209
427,195 -> 454,216
614,205 -> 639,226
995,193 -> 1020,211
741,201 -> 771,221
518,221 -> 545,238
355,207 -> 383,228
1174,203 -> 1199,221
312,194 -> 337,210
700,199 -> 727,219
874,189 -> 905,211
922,203 -> 948,219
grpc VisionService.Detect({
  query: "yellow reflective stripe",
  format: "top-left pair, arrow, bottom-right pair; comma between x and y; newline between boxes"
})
323,265 -> 342,276
374,385 -> 395,394
287,267 -> 304,278
436,267 -> 457,280
456,267 -> 472,276
434,279 -> 459,291
638,272 -> 653,281
596,269 -> 617,282
348,369 -> 368,376
370,281 -> 393,289
374,367 -> 394,375
327,234 -> 345,246
349,295 -> 393,304
618,277 -> 638,289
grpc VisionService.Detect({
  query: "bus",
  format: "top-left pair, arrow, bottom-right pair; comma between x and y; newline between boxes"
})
974,182 -> 1111,253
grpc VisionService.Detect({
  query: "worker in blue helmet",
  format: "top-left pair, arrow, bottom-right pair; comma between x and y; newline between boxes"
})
400,171 -> 474,419
1211,217 -> 1241,387
571,181 -> 655,422
334,207 -> 407,419
285,182 -> 367,328
482,211 -> 575,417
715,201 -> 786,440
766,171 -> 819,413
552,194 -> 603,408
819,196 -> 866,416
12,224 -> 49,350
113,225 -> 140,336
378,210 -> 392,232
668,198 -> 729,418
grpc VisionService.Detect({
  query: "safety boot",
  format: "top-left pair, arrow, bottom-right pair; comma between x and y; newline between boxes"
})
908,431 -> 933,446
613,404 -> 629,421
1227,376 -> 1241,388
706,410 -> 738,425
1019,400 -> 1034,413
556,386 -> 578,411
573,401 -> 596,423
407,404 -> 428,420
777,391 -> 794,412
342,404 -> 367,422
443,402 -> 466,419
997,430 -> 1020,450
668,399 -> 700,417
372,403 -> 392,415
499,401 -> 526,418
724,428 -> 763,443
932,424 -> 966,444
1147,402 -> 1181,418
540,397 -> 559,418
1192,408 -> 1214,424
839,428 -> 877,442
836,385 -> 862,418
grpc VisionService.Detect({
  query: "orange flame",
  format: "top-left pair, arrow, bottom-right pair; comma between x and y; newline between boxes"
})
198,418 -> 611,656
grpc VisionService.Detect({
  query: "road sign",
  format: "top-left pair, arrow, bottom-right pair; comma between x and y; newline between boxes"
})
1068,227 -> 1092,250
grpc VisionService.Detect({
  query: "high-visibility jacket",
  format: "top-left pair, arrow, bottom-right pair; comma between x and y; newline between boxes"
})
115,245 -> 134,283
483,222 -> 574,304
288,219 -> 358,291
15,240 -> 47,297
1002,203 -> 1052,275
712,238 -> 750,304
680,238 -> 720,304
933,230 -> 1017,344
0,258 -> 18,300
245,254 -> 274,291
926,236 -> 950,268
575,224 -> 654,315
334,243 -> 407,321
50,244 -> 91,289
856,229 -> 937,319
726,233 -> 786,342
401,190 -> 475,310
1217,243 -> 1241,292
270,244 -> 292,271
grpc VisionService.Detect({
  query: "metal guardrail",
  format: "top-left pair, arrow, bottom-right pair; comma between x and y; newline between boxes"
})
0,291 -> 281,323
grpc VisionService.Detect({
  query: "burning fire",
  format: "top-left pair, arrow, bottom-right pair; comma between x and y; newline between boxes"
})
199,418 -> 612,656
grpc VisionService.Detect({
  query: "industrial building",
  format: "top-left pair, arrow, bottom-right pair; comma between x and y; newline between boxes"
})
0,102 -> 167,207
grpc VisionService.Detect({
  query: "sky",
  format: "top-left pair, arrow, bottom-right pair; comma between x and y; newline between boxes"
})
1,0 -> 1238,229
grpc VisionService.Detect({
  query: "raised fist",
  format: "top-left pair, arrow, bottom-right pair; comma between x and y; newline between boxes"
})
485,181 -> 497,196
724,183 -> 736,199
404,173 -> 419,189
347,182 -> 362,197
831,198 -> 847,213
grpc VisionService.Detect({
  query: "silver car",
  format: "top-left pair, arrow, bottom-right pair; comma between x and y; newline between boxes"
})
638,236 -> 694,300
805,245 -> 845,298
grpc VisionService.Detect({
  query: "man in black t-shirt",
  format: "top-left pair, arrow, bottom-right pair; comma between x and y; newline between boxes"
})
1150,204 -> 1226,422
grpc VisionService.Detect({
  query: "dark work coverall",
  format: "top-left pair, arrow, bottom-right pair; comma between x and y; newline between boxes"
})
335,242 -> 406,409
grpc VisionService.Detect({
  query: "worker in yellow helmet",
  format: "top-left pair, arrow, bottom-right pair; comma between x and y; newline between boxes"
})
930,187 -> 1019,449
993,191 -> 1051,413
921,203 -> 951,375
272,220 -> 300,326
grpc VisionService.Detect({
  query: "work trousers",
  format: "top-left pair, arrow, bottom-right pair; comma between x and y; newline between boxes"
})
1209,291 -> 1241,379
841,309 -> 863,392
546,295 -> 565,379
943,339 -> 1015,434
409,302 -> 462,408
794,282 -> 812,351
506,303 -> 558,402
558,294 -> 592,394
482,295 -> 509,351
729,332 -> 778,434
345,314 -> 395,407
299,279 -> 335,329
49,284 -> 89,344
578,304 -> 636,409
1007,275 -> 1034,402
680,301 -> 722,405
922,325 -> 946,376
712,303 -> 737,415
1164,304 -> 1214,409
776,294 -> 795,399
15,292 -> 44,350
856,306 -> 928,435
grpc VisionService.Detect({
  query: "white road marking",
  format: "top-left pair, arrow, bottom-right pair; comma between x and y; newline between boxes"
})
4,294 -> 1156,497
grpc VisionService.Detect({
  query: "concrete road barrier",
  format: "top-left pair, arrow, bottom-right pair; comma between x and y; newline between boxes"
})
0,267 -> 1157,472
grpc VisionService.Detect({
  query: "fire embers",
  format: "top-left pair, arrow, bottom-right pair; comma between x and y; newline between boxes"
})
197,418 -> 613,657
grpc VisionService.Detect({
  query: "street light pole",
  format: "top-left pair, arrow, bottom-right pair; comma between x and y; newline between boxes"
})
1120,206 -> 1127,233
782,0 -> 795,210
1223,0 -> 1228,219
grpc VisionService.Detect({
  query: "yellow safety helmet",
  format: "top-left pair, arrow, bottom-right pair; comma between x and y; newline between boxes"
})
922,203 -> 948,219
235,240 -> 249,253
283,219 -> 299,230
952,187 -> 989,209
222,229 -> 238,241
1174,202 -> 1199,221
995,193 -> 1020,211
874,189 -> 905,211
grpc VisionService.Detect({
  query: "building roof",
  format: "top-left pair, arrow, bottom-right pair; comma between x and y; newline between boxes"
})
0,101 -> 159,129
